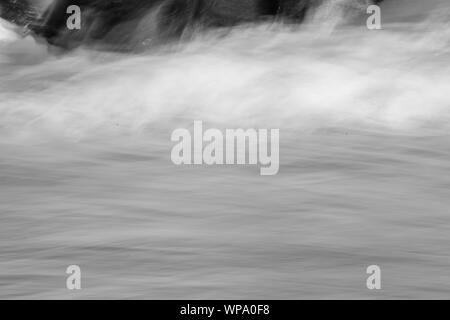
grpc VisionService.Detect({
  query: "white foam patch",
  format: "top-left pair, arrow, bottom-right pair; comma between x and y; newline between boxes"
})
0,18 -> 19,42
0,2 -> 449,141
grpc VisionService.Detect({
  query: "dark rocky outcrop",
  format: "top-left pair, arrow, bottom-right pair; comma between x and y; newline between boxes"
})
0,0 -> 38,27
1,0 -> 385,50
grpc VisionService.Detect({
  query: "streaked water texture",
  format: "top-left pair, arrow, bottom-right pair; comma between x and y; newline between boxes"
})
0,0 -> 449,299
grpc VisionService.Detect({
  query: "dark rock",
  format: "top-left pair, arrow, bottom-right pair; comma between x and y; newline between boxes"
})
0,0 -> 38,27
3,0 -> 384,50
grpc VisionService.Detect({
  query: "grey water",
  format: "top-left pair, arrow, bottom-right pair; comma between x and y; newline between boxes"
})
1,0 -> 450,299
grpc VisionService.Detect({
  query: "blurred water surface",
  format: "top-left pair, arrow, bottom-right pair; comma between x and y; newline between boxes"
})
0,0 -> 450,299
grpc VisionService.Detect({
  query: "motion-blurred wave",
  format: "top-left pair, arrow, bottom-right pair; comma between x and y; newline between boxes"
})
1,0 -> 450,300
0,0 -> 448,142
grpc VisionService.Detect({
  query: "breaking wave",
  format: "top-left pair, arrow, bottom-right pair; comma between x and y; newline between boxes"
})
0,0 -> 449,141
